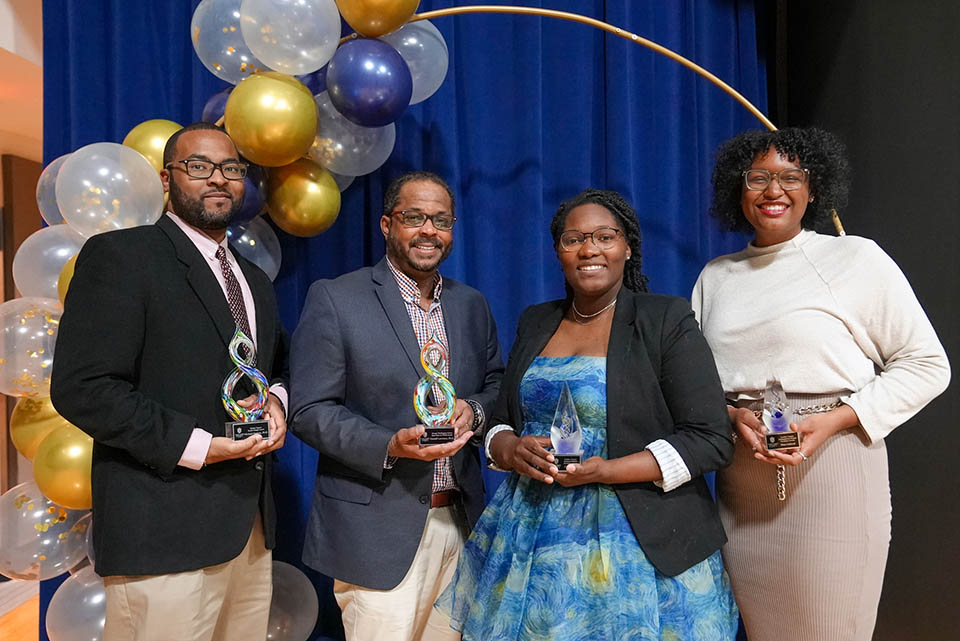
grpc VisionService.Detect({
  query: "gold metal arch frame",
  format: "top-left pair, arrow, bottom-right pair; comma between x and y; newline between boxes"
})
345,4 -> 847,233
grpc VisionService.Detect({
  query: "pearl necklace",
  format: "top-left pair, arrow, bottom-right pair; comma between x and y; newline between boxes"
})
571,298 -> 616,325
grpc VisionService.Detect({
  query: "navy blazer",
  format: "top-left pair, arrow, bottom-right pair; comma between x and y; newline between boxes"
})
290,257 -> 503,590
490,287 -> 733,576
51,214 -> 288,576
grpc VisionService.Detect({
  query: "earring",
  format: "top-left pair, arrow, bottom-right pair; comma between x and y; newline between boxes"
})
809,196 -> 815,202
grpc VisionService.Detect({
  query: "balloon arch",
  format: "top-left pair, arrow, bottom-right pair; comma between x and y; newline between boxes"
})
4,3 -> 796,641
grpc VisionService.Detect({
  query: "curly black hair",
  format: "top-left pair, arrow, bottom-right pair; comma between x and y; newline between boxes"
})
382,170 -> 455,217
710,127 -> 851,234
549,189 -> 649,293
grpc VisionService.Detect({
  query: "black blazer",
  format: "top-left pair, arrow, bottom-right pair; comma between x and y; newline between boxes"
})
491,287 -> 733,576
50,215 -> 288,577
290,257 -> 503,590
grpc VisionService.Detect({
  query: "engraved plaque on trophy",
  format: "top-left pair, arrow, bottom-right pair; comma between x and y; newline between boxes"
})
550,382 -> 583,471
762,379 -> 800,450
414,334 -> 457,446
222,329 -> 271,441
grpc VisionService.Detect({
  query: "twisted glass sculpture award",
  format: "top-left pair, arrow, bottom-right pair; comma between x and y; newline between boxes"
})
762,379 -> 800,450
414,334 -> 457,446
221,329 -> 271,441
550,382 -> 583,470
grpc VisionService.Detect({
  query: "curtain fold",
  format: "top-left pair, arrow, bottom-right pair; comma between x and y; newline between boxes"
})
41,1 -> 763,638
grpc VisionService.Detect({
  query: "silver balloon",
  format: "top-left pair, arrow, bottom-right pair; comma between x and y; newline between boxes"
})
192,0 -> 271,84
0,297 -> 63,397
239,0 -> 341,75
266,561 -> 318,641
85,513 -> 96,568
330,171 -> 355,192
227,216 -> 282,281
36,154 -> 71,226
12,225 -> 86,300
0,481 -> 90,581
381,20 -> 449,105
55,142 -> 164,238
309,91 -> 396,177
46,564 -> 106,641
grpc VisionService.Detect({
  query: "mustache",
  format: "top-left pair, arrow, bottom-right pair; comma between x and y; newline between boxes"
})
201,189 -> 233,200
409,236 -> 443,249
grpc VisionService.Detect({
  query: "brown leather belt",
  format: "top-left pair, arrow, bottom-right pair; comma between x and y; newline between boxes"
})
431,489 -> 460,508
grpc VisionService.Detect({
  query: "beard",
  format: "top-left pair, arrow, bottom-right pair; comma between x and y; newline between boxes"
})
168,179 -> 243,230
386,230 -> 453,275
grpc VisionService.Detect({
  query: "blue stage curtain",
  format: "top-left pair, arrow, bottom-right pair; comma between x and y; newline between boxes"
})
41,2 -> 763,639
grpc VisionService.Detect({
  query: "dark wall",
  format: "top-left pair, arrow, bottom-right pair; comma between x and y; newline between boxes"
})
780,3 -> 958,639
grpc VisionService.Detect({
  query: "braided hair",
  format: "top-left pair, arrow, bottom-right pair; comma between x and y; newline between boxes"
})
710,127 -> 851,234
549,189 -> 650,293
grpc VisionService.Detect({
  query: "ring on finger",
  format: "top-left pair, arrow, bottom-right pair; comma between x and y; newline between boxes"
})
798,451 -> 809,462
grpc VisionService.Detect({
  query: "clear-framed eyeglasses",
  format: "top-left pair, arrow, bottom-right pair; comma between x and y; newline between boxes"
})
166,159 -> 248,181
558,227 -> 623,252
742,167 -> 809,191
392,210 -> 457,230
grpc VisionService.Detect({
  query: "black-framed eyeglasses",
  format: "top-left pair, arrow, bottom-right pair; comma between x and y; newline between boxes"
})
742,167 -> 809,191
166,159 -> 248,181
392,210 -> 457,230
559,227 -> 623,252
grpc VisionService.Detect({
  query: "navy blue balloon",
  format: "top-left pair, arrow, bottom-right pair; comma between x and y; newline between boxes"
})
232,164 -> 266,225
326,39 -> 412,128
201,87 -> 232,124
297,66 -> 328,95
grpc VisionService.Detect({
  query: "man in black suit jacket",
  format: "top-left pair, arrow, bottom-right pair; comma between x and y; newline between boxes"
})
51,123 -> 288,641
290,171 -> 503,641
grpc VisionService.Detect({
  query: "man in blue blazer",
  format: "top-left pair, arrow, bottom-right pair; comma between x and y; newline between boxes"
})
290,171 -> 503,641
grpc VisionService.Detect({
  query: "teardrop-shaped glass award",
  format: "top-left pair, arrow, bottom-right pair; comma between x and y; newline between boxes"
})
762,379 -> 800,450
550,381 -> 583,470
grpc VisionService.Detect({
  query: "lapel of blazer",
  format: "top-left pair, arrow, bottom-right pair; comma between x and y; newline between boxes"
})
157,214 -> 236,350
441,280 -> 464,389
234,249 -> 275,368
605,287 -> 638,436
371,257 -> 422,377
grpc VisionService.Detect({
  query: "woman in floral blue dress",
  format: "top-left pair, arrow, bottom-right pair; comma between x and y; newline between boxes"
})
437,189 -> 739,641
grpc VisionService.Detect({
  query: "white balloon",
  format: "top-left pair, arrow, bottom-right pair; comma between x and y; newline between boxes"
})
0,298 -> 63,397
330,171 -> 355,192
381,20 -> 449,105
36,154 -> 71,226
13,225 -> 86,300
240,0 -> 341,75
192,0 -> 271,84
46,565 -> 106,641
267,561 -> 318,641
227,216 -> 282,281
309,92 -> 396,177
55,142 -> 164,238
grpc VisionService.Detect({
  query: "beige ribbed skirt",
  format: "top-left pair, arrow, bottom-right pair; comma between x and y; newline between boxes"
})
717,394 -> 891,641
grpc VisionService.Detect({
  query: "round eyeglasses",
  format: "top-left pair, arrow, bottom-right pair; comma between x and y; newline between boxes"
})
166,159 -> 248,181
742,167 -> 809,191
392,210 -> 457,230
559,227 -> 623,252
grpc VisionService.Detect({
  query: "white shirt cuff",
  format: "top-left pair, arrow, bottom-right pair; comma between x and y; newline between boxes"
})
178,428 -> 213,470
484,424 -> 515,472
646,439 -> 692,492
268,384 -> 288,417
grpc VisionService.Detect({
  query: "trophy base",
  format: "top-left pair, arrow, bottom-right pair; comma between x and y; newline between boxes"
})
765,431 -> 801,450
225,420 -> 270,441
419,425 -> 455,446
554,453 -> 583,471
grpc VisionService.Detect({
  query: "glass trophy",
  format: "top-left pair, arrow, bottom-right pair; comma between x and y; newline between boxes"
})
550,382 -> 583,470
414,334 -> 457,446
762,379 -> 800,450
221,329 -> 271,441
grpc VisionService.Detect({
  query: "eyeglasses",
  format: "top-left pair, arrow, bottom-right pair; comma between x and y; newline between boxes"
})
558,227 -> 623,252
166,159 -> 248,181
742,168 -> 809,191
392,210 -> 457,230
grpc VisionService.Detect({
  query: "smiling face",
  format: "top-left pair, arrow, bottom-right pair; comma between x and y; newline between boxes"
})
740,146 -> 812,246
380,179 -> 454,280
161,129 -> 245,231
557,203 -> 631,301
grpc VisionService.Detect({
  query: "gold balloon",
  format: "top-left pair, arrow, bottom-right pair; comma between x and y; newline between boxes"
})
57,254 -> 78,305
33,424 -> 93,510
336,0 -> 421,37
10,397 -> 75,461
122,119 -> 183,173
267,158 -> 341,237
224,72 -> 318,167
